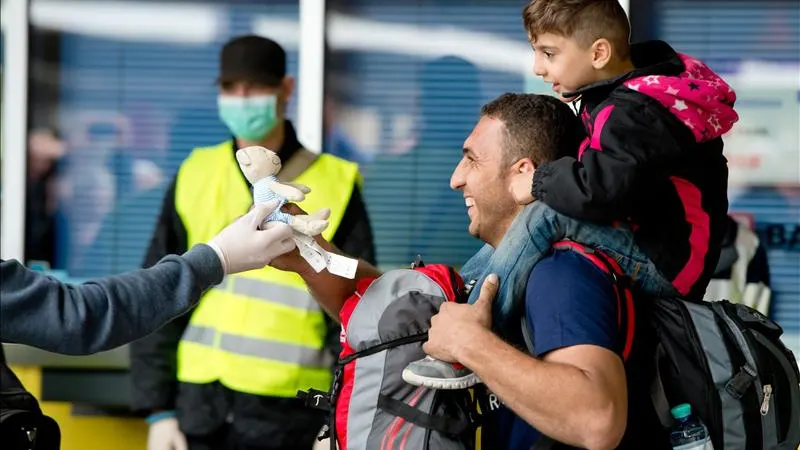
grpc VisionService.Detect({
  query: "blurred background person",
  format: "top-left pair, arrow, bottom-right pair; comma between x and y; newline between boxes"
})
704,214 -> 772,315
129,35 -> 374,450
25,127 -> 64,264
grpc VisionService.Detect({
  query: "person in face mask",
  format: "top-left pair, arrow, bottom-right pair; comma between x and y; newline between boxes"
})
131,35 -> 376,450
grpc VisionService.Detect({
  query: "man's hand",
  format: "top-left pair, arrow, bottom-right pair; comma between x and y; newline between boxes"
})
423,274 -> 498,362
207,200 -> 296,274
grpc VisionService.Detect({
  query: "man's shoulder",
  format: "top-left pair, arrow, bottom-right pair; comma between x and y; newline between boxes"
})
527,250 -> 614,298
524,249 -> 619,357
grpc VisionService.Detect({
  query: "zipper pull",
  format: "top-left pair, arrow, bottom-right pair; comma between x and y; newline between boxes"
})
760,384 -> 772,416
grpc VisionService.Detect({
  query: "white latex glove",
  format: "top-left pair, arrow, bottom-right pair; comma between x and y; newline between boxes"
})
147,417 -> 188,450
207,200 -> 296,275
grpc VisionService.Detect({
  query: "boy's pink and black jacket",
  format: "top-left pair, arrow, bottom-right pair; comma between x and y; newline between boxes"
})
533,40 -> 738,301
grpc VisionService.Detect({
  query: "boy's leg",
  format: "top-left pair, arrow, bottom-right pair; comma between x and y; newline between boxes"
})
566,222 -> 679,298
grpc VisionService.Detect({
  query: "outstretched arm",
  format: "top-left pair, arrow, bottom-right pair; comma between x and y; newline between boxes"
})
2,202 -> 294,356
270,203 -> 380,320
0,246 -> 222,355
271,235 -> 381,320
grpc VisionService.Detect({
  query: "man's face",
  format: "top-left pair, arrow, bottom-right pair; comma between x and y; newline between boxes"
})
450,116 -> 522,247
531,32 -> 598,98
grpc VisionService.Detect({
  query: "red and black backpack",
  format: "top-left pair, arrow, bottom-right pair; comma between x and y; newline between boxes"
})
298,258 -> 481,450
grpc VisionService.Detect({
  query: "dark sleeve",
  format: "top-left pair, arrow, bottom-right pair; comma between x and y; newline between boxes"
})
532,102 -> 685,221
331,186 -> 376,265
129,177 -> 192,413
524,251 -> 620,357
0,245 -> 222,355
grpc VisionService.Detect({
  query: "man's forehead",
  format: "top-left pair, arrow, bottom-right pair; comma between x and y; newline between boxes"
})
464,116 -> 503,154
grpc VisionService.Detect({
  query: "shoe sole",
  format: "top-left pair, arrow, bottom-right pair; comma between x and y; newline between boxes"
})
401,368 -> 481,390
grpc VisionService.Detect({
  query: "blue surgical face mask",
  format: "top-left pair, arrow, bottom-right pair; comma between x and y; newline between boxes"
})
217,94 -> 278,141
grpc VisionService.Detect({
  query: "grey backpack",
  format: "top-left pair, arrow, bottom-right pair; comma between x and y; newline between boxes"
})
297,262 -> 480,450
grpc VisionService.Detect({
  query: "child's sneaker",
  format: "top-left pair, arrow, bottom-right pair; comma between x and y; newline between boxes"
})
401,356 -> 480,389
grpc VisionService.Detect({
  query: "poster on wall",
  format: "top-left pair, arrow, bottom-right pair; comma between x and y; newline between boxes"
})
721,78 -> 799,187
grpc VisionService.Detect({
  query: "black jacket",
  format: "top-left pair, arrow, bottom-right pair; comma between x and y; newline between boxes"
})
533,41 -> 736,300
129,121 -> 375,444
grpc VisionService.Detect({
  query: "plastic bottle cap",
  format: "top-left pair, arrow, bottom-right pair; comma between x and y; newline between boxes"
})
670,403 -> 692,420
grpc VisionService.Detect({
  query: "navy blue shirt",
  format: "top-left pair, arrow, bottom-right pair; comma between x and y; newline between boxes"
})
480,250 -> 669,450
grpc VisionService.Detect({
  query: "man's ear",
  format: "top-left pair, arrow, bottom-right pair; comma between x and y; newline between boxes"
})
281,76 -> 295,101
590,38 -> 613,70
510,157 -> 536,175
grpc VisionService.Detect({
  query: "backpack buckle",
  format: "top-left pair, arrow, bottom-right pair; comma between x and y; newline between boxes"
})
725,364 -> 757,399
297,388 -> 332,411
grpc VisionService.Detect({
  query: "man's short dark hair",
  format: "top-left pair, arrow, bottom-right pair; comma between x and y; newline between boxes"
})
480,93 -> 584,168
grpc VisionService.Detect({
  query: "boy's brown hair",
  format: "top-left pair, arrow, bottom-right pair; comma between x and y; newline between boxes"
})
522,0 -> 631,59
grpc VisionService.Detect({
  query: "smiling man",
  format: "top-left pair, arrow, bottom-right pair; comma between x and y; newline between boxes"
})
272,93 -> 668,449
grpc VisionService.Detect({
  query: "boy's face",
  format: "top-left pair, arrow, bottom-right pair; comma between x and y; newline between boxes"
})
531,32 -> 600,99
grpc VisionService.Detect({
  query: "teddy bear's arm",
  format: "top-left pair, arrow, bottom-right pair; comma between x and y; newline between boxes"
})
284,182 -> 311,194
267,181 -> 307,202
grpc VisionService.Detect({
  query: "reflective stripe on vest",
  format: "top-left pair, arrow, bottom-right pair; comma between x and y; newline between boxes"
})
173,140 -> 358,397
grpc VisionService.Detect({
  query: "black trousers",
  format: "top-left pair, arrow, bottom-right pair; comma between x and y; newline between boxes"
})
186,423 -> 318,450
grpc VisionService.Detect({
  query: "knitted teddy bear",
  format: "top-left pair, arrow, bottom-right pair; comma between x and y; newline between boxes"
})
236,146 -> 330,236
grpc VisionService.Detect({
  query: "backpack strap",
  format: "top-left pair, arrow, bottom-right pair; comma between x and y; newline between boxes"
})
376,394 -> 475,437
650,344 -> 675,429
523,241 -> 637,450
276,148 -> 318,182
551,241 -> 636,362
521,242 -> 636,360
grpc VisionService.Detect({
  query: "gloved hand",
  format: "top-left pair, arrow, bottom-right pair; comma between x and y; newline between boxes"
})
147,417 -> 188,450
207,200 -> 296,275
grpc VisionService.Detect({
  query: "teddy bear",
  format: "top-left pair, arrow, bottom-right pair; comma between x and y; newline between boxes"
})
236,146 -> 330,236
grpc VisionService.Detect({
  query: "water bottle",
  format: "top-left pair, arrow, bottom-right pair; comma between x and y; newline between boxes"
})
669,403 -> 714,450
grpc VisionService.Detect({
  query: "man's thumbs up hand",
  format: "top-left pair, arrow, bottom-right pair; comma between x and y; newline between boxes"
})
472,273 -> 498,328
423,274 -> 500,363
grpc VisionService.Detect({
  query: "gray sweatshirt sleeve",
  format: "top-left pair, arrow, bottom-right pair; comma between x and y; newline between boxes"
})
0,244 -> 224,355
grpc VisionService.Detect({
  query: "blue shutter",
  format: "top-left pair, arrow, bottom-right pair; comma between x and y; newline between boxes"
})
32,1 -> 300,276
654,0 -> 800,345
326,0 -> 532,268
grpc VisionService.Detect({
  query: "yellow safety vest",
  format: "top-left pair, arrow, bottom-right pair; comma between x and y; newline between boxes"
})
174,140 -> 359,397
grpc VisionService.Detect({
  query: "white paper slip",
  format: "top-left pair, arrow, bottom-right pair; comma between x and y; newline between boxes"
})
294,234 -> 326,273
324,252 -> 358,279
293,232 -> 358,279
